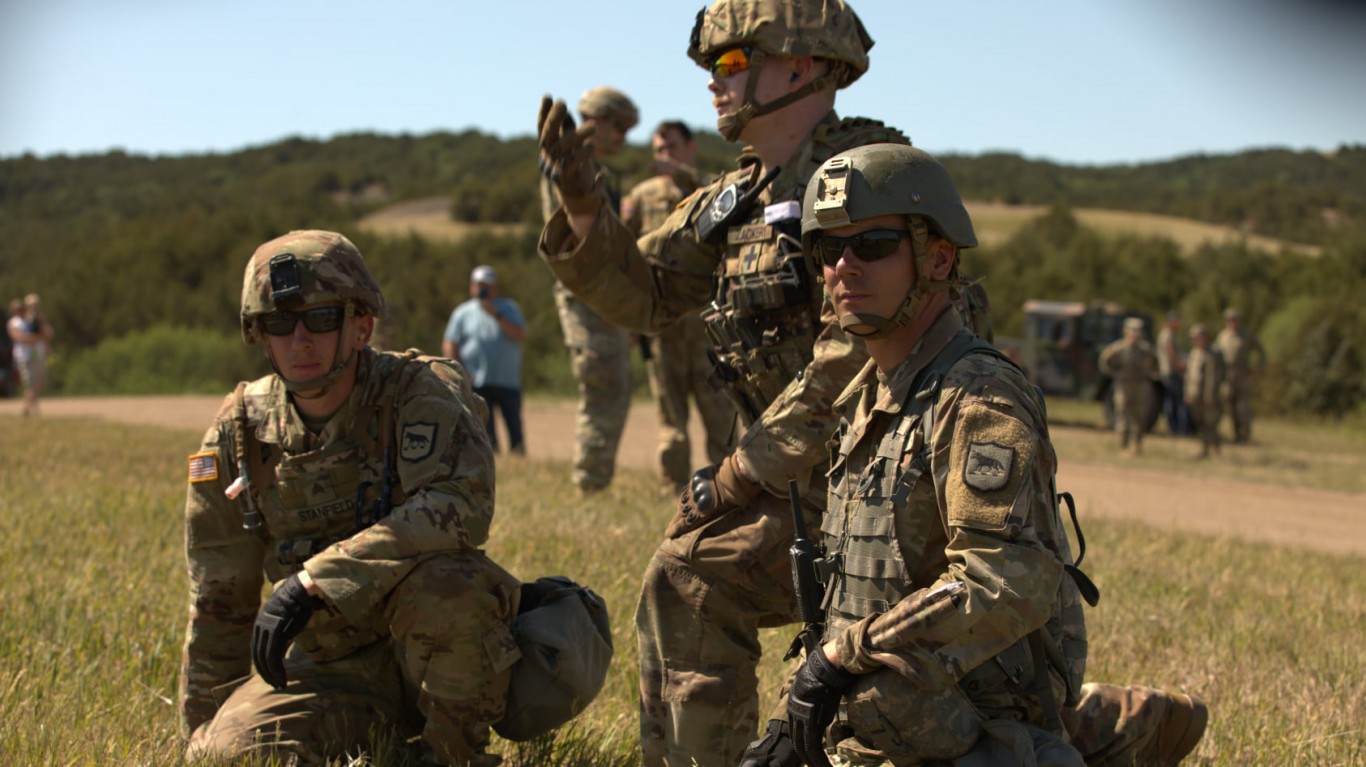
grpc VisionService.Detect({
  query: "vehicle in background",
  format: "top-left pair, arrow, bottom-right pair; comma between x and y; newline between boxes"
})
1013,299 -> 1162,430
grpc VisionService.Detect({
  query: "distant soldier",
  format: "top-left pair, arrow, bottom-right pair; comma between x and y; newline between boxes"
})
622,120 -> 736,493
180,230 -> 520,765
1156,311 -> 1189,435
1213,307 -> 1266,443
541,86 -> 639,493
1184,323 -> 1224,458
1099,317 -> 1158,453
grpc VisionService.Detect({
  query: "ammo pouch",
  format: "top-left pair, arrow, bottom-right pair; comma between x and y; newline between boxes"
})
493,576 -> 613,742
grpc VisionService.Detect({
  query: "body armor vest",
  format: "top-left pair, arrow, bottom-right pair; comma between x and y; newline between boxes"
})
823,332 -> 1090,707
698,117 -> 909,423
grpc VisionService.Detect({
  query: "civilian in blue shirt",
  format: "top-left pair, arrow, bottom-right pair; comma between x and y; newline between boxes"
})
443,265 -> 527,454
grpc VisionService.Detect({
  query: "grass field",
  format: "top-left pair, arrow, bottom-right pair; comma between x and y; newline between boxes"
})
1,416 -> 1362,766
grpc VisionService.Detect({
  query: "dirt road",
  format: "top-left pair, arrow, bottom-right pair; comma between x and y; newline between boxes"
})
5,395 -> 1362,557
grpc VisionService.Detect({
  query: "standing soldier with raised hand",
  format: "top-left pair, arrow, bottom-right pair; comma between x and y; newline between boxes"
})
539,1 -> 900,762
542,86 -> 640,494
622,120 -> 737,494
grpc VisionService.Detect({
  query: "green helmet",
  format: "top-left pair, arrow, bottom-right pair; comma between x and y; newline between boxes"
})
801,143 -> 976,338
577,86 -> 639,130
240,230 -> 387,345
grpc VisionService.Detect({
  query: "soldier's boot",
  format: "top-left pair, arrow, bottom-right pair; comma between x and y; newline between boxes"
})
1152,692 -> 1208,766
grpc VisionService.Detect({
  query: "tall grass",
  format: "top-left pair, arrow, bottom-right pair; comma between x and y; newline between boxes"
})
1,416 -> 1362,765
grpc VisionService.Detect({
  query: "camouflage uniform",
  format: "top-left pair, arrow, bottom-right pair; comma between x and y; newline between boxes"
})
542,171 -> 633,492
786,146 -> 1205,767
1213,311 -> 1265,443
181,232 -> 520,766
1098,328 -> 1157,452
1185,328 -> 1225,457
542,105 -> 915,763
623,169 -> 737,490
817,311 -> 1085,765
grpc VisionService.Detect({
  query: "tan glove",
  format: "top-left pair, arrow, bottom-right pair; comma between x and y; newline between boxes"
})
665,454 -> 763,539
537,95 -> 602,217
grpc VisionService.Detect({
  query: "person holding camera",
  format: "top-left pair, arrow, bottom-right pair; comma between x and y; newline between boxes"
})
443,264 -> 527,455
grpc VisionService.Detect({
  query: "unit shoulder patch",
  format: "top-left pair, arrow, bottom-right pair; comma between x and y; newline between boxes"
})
400,422 -> 438,462
963,442 -> 1014,491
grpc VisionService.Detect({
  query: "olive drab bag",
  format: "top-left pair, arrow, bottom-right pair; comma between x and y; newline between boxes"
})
493,576 -> 614,742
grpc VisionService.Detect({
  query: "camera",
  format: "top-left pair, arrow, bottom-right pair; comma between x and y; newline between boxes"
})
478,285 -> 490,300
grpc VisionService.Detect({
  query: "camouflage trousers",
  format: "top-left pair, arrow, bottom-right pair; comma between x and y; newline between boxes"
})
636,490 -> 815,767
187,552 -> 521,766
1221,378 -> 1255,442
824,683 -> 1198,767
554,282 -> 631,492
1189,400 -> 1222,455
646,313 -> 735,491
1112,381 -> 1151,449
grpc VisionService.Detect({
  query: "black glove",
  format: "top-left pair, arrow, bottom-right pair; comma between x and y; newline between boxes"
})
665,454 -> 762,538
251,573 -> 324,690
787,648 -> 856,767
739,719 -> 800,767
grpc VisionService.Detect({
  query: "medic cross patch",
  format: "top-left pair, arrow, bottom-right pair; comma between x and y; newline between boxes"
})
963,442 -> 1013,492
400,422 -> 438,462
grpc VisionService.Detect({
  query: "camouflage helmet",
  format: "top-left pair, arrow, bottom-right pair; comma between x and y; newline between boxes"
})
240,230 -> 387,345
577,86 -> 639,130
687,0 -> 873,88
801,144 -> 976,338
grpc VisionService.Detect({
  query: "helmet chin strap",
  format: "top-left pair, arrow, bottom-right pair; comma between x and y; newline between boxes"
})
717,51 -> 841,142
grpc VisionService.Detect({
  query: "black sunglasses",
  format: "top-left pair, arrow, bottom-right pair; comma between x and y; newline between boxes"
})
259,306 -> 347,337
811,229 -> 909,268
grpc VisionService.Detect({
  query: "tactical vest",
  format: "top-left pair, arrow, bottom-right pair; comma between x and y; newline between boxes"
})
696,117 -> 909,423
823,331 -> 1092,713
230,350 -> 474,579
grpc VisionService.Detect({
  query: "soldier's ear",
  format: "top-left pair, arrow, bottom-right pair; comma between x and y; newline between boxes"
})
353,315 -> 376,350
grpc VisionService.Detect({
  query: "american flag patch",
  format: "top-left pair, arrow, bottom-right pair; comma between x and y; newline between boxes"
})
188,452 -> 218,483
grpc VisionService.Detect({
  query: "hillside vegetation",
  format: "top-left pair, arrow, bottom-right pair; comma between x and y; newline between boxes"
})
1,131 -> 1363,417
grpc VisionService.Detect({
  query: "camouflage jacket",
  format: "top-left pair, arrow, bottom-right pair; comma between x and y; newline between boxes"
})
1213,327 -> 1266,381
540,112 -> 906,498
621,168 -> 706,237
823,310 -> 1087,707
1099,338 -> 1157,385
178,347 -> 495,734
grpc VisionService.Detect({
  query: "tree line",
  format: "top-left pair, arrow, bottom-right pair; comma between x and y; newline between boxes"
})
1,131 -> 1361,418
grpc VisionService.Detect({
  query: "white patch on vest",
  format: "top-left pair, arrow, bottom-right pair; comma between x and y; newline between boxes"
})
763,200 -> 801,223
400,422 -> 438,462
963,441 -> 1013,491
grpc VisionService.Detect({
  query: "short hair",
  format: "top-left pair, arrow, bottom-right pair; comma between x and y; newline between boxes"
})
654,120 -> 693,143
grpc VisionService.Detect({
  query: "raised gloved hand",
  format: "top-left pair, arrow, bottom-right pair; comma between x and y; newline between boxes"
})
739,719 -> 800,767
251,573 -> 325,690
788,648 -> 856,767
665,453 -> 763,538
537,95 -> 602,217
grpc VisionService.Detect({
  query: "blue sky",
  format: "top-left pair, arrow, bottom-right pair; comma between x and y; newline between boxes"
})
3,0 -> 1364,166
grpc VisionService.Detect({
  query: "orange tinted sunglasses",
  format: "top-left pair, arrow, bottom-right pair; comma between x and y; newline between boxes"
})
710,46 -> 754,78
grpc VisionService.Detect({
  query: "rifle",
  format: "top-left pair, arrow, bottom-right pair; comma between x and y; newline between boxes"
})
784,478 -> 826,662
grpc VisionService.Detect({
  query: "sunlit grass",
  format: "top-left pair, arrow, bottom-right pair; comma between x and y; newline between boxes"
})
1,415 -> 1362,765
